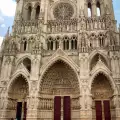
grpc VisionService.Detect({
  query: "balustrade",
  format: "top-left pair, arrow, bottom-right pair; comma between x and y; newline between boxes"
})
38,98 -> 53,110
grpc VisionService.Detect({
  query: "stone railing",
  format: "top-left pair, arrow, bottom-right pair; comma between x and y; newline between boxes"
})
38,98 -> 53,110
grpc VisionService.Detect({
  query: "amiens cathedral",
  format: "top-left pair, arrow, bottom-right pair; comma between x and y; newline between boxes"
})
0,0 -> 120,120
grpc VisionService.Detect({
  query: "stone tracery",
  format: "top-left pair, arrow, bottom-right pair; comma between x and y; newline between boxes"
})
53,2 -> 74,20
0,0 -> 120,119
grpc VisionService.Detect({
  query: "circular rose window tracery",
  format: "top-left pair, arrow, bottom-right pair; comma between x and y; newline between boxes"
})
53,2 -> 74,20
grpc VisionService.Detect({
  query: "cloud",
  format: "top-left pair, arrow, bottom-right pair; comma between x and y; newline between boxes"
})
1,24 -> 6,28
0,0 -> 16,17
0,16 -> 4,24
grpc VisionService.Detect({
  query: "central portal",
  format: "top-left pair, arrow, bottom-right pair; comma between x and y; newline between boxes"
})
38,60 -> 80,120
91,73 -> 114,120
54,96 -> 71,120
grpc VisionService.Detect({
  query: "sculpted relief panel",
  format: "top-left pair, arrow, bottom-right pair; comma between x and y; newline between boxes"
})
91,73 -> 113,100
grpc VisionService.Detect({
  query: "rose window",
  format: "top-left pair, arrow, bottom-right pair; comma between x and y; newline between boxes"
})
53,3 -> 74,20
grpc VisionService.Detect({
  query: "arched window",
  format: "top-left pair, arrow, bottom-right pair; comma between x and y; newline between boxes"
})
47,37 -> 54,50
66,40 -> 69,50
71,40 -> 74,49
35,5 -> 40,19
75,40 -> 77,49
24,41 -> 27,51
98,34 -> 104,47
28,6 -> 32,20
71,36 -> 77,50
50,41 -> 53,50
96,2 -> 101,16
63,36 -> 69,50
63,41 -> 66,50
23,58 -> 31,72
88,2 -> 92,17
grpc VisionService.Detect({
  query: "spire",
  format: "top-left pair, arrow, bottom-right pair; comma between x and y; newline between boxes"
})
5,27 -> 10,39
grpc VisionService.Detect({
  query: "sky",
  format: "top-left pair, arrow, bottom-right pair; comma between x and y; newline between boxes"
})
0,0 -> 120,46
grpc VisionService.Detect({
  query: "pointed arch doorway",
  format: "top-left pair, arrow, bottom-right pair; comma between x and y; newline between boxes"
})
8,75 -> 29,120
38,60 -> 80,120
91,73 -> 114,120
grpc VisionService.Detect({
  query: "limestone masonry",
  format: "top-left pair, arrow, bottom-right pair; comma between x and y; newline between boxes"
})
0,0 -> 120,120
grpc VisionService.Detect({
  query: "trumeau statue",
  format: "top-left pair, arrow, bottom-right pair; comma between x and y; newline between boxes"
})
0,0 -> 120,120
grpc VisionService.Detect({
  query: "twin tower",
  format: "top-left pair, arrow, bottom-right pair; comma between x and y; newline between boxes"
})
0,0 -> 120,120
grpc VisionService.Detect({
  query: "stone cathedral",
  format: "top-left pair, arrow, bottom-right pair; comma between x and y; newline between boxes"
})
0,0 -> 120,120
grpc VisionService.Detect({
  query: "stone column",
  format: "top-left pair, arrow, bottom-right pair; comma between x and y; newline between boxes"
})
80,85 -> 92,120
84,3 -> 88,17
0,56 -> 14,80
60,40 -> 64,50
26,80 -> 39,120
53,41 -> 56,50
0,88 -> 10,120
26,96 -> 39,120
69,40 -> 71,50
31,8 -> 36,20
92,2 -> 97,17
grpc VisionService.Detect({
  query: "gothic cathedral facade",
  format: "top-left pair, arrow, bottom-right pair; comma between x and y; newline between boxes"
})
0,0 -> 120,120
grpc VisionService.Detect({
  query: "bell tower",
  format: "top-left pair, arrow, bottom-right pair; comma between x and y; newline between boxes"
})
0,0 -> 120,120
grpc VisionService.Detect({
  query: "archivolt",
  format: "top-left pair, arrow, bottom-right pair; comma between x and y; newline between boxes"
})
7,73 -> 29,94
39,58 -> 80,94
89,51 -> 109,64
89,70 -> 117,94
40,55 -> 79,81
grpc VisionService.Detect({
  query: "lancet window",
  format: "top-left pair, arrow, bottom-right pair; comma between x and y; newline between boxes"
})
23,58 -> 31,72
86,0 -> 102,17
63,36 -> 69,50
21,37 -> 28,52
24,41 -> 27,51
63,36 -> 77,50
88,2 -> 92,17
27,6 -> 32,20
47,37 -> 54,50
47,37 -> 59,50
98,33 -> 105,47
96,2 -> 101,16
35,5 -> 40,19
